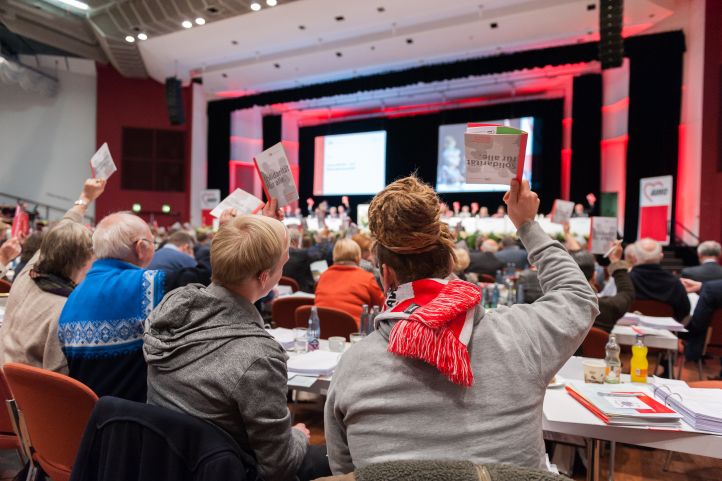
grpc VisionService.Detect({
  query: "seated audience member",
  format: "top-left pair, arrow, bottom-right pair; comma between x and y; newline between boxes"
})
13,232 -> 43,277
452,248 -> 471,281
679,279 -> 722,373
572,246 -> 634,332
0,237 -> 22,279
571,203 -> 588,218
517,265 -> 543,303
163,240 -> 212,292
144,207 -> 331,481
681,241 -> 722,283
283,229 -> 325,293
0,179 -> 103,373
495,235 -> 529,269
478,206 -> 490,218
466,239 -> 504,278
193,229 -> 213,258
601,243 -> 638,297
148,231 -> 196,273
629,238 -> 690,322
324,177 -> 598,473
459,205 -> 471,218
352,233 -> 382,287
491,205 -> 506,218
315,239 -> 385,323
58,212 -> 165,402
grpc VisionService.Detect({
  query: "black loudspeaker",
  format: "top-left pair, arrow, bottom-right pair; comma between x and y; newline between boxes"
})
599,0 -> 624,69
165,77 -> 185,125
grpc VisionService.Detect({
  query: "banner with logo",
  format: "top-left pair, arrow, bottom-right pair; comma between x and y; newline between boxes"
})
200,189 -> 221,227
638,175 -> 673,245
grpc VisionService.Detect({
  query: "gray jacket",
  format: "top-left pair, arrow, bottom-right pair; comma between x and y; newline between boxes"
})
324,221 -> 599,474
143,283 -> 308,481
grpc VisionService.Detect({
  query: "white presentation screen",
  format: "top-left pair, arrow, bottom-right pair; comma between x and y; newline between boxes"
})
436,117 -> 534,193
313,131 -> 387,196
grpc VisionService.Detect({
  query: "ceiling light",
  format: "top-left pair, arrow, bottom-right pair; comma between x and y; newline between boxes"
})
266,0 -> 277,6
195,17 -> 206,25
125,35 -> 135,43
55,0 -> 90,10
250,2 -> 261,11
137,33 -> 148,41
182,20 -> 193,28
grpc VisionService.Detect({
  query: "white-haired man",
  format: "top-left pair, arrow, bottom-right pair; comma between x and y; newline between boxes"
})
58,212 -> 164,402
681,240 -> 722,283
629,238 -> 689,322
466,238 -> 504,278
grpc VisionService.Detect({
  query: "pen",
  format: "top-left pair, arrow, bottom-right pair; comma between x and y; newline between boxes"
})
598,392 -> 640,397
603,240 -> 622,259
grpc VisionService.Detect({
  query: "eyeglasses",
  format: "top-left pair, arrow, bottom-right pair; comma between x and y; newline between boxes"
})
134,238 -> 154,246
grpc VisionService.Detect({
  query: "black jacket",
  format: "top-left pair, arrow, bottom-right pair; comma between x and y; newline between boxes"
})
629,264 -> 690,322
70,396 -> 256,481
595,263 -> 635,332
681,262 -> 722,283
466,251 -> 505,278
679,279 -> 722,361
282,246 -> 325,293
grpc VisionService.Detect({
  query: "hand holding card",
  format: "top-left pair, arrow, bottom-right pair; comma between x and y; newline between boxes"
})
90,143 -> 117,180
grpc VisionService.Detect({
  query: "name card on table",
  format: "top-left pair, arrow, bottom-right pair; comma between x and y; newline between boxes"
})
588,217 -> 618,255
90,143 -> 117,180
551,199 -> 575,224
253,142 -> 299,208
210,189 -> 264,218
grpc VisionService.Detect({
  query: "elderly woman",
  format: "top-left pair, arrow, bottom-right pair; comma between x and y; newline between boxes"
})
314,238 -> 384,325
324,176 -> 598,474
0,179 -> 104,373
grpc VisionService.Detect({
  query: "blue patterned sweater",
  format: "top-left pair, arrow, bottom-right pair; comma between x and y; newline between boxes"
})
58,258 -> 165,401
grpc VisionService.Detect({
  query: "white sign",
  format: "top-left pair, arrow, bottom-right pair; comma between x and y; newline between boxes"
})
210,188 -> 264,218
638,175 -> 673,244
90,143 -> 117,180
551,199 -> 575,224
200,189 -> 221,210
639,175 -> 673,207
253,142 -> 299,208
464,124 -> 527,185
589,217 -> 618,255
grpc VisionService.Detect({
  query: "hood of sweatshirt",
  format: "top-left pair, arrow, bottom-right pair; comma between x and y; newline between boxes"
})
143,283 -> 273,372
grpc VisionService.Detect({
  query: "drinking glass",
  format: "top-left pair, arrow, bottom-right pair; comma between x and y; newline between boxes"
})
349,332 -> 365,344
293,327 -> 308,353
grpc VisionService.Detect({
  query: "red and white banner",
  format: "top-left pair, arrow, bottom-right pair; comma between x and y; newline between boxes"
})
638,175 -> 673,245
11,204 -> 29,238
200,189 -> 221,227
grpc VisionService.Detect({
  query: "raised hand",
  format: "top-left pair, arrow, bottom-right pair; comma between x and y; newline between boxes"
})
262,199 -> 284,221
0,237 -> 22,266
503,179 -> 540,230
81,178 -> 106,203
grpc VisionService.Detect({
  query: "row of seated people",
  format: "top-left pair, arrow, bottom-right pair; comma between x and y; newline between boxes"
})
0,175 -> 719,480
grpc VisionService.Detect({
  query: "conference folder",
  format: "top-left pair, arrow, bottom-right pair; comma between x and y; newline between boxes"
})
566,383 -> 682,428
253,142 -> 299,208
652,379 -> 722,433
463,124 -> 528,185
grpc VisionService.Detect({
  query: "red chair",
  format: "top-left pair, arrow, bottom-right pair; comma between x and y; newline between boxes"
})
688,380 -> 722,389
631,299 -> 674,317
0,369 -> 24,463
279,276 -> 300,293
580,327 -> 609,359
294,305 -> 359,340
0,279 -> 11,294
4,363 -> 98,481
271,296 -> 315,329
478,274 -> 496,284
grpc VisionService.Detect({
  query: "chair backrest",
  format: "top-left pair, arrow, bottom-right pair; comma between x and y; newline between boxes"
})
278,276 -> 300,293
688,380 -> 722,389
4,363 -> 98,481
631,299 -> 674,317
294,305 -> 359,340
704,309 -> 722,357
0,279 -> 11,294
70,396 -> 251,481
0,369 -> 16,435
479,274 -> 496,284
580,327 -> 609,359
271,296 -> 315,329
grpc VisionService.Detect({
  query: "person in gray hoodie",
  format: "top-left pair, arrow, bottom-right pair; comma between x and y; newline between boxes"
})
324,177 -> 599,474
144,204 -> 331,481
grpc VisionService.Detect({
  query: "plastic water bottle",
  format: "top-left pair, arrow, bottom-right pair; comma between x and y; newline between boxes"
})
495,269 -> 503,284
369,306 -> 380,334
516,283 -> 525,304
491,284 -> 500,308
630,335 -> 648,383
359,304 -> 369,335
604,334 -> 622,384
307,307 -> 320,352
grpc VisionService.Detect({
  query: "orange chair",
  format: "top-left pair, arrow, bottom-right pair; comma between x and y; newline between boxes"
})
0,370 -> 24,463
0,279 -> 11,294
279,276 -> 300,293
631,299 -> 674,317
271,296 -> 315,329
580,327 -> 609,359
295,305 -> 359,340
4,363 -> 98,481
688,380 -> 722,389
478,274 -> 496,284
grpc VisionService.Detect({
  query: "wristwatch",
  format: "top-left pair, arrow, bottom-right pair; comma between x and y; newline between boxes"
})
74,199 -> 88,206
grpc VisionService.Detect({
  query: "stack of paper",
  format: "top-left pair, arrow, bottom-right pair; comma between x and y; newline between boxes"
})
566,382 -> 682,428
287,351 -> 340,376
266,328 -> 295,350
619,313 -> 687,332
652,378 -> 722,433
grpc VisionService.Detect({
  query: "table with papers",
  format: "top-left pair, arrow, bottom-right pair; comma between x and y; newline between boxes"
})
284,340 -> 340,395
543,357 -> 722,481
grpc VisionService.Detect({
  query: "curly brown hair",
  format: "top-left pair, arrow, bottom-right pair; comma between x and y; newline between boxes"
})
368,175 -> 456,284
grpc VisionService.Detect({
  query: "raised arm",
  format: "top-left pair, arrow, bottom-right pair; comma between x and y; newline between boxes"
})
65,178 -> 106,223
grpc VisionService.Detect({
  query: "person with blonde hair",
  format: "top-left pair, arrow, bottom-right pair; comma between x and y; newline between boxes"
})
324,176 -> 598,473
144,200 -> 331,481
315,238 -> 385,324
451,247 -> 470,281
0,178 -> 103,373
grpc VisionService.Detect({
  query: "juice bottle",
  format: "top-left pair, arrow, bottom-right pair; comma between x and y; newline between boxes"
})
630,335 -> 648,383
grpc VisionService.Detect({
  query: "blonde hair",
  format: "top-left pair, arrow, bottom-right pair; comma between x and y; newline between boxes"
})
352,233 -> 372,256
35,220 -> 93,280
369,175 -> 456,283
211,215 -> 287,286
453,248 -> 470,274
333,238 -> 361,264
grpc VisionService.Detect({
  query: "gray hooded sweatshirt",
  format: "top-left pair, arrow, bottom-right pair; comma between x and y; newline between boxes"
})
143,283 -> 308,481
324,221 -> 599,474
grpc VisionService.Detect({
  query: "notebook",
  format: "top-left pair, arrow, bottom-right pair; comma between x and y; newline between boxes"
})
651,377 -> 722,433
619,313 -> 687,332
287,351 -> 340,376
266,328 -> 295,350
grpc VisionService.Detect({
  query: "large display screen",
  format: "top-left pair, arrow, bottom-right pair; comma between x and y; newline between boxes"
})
436,117 -> 534,193
313,131 -> 387,196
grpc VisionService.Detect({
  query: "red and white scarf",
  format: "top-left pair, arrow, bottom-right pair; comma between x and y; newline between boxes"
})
376,278 -> 482,387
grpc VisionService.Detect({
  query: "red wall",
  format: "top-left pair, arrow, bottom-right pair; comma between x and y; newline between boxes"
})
95,64 -> 192,225
699,0 -> 722,241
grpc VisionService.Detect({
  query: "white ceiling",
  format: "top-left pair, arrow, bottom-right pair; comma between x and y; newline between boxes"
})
137,0 -> 678,98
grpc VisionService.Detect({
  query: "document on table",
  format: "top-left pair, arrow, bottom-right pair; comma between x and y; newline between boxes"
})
288,375 -> 318,388
619,313 -> 687,332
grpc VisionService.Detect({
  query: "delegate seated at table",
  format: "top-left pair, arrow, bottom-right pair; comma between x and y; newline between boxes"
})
324,177 -> 599,474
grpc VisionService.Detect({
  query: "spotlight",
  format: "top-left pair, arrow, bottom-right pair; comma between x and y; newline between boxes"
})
195,17 -> 206,25
125,35 -> 135,43
182,20 -> 193,28
250,2 -> 261,11
132,203 -> 142,213
267,0 -> 277,5
137,33 -> 148,41
161,204 -> 171,214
